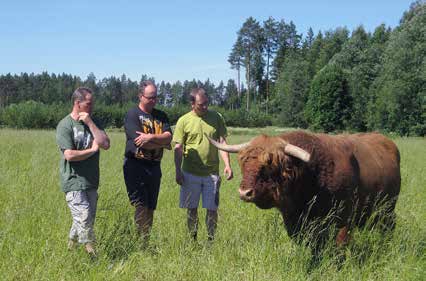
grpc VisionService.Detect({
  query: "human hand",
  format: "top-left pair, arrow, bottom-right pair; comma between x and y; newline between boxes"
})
224,166 -> 233,180
78,112 -> 92,125
176,169 -> 184,185
91,140 -> 99,152
134,131 -> 153,147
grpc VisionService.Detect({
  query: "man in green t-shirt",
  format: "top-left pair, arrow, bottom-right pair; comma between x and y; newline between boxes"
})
56,87 -> 110,256
173,87 -> 233,241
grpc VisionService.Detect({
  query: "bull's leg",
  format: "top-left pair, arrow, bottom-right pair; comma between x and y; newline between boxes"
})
375,196 -> 398,232
353,194 -> 372,228
334,195 -> 354,247
382,210 -> 396,232
336,226 -> 350,246
187,208 -> 198,240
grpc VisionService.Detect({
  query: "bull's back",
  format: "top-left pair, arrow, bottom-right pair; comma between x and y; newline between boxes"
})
350,133 -> 401,197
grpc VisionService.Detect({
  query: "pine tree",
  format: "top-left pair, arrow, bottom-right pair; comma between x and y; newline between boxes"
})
224,79 -> 239,109
262,17 -> 279,112
171,81 -> 183,106
237,17 -> 264,110
158,81 -> 167,106
228,36 -> 244,100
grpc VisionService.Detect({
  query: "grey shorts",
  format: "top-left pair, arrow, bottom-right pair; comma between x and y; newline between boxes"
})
179,171 -> 221,211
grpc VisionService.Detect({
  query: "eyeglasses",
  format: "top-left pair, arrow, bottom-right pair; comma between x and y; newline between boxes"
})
196,102 -> 209,107
142,95 -> 158,100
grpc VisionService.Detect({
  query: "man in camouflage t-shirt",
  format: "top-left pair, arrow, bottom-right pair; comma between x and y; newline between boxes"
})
56,87 -> 110,256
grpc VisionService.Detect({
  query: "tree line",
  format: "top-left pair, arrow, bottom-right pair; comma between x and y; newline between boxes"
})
0,1 -> 424,135
0,72 -> 238,108
0,72 -> 269,128
228,1 -> 424,136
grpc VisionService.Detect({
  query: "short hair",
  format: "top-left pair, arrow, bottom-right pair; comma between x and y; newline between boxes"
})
72,87 -> 92,103
189,87 -> 207,103
139,80 -> 157,95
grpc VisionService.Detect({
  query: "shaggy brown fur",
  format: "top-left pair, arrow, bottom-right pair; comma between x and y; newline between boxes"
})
237,131 -> 401,247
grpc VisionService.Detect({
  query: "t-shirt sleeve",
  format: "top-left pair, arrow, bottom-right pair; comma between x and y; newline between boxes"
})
217,112 -> 227,138
161,112 -> 172,134
172,117 -> 185,144
124,109 -> 141,141
124,109 -> 141,155
56,121 -> 74,151
159,112 -> 172,150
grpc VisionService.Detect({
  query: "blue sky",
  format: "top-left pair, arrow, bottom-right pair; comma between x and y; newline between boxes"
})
0,0 -> 413,84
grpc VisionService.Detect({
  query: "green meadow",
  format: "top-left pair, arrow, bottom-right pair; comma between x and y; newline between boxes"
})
0,128 -> 424,281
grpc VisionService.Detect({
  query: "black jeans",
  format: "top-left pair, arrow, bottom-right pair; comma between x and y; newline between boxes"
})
123,157 -> 162,210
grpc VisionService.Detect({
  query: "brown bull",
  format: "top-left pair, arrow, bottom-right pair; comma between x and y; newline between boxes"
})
208,131 -> 401,247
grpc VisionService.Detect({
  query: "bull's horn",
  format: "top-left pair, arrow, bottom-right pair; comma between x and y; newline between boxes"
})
284,143 -> 311,162
205,134 -> 250,153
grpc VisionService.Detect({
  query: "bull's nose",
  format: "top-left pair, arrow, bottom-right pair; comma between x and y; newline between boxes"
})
239,188 -> 254,201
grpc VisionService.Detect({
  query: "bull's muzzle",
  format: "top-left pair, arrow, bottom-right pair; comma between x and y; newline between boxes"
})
239,188 -> 255,201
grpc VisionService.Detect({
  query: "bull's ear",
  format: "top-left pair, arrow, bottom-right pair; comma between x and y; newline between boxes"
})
281,166 -> 293,180
281,157 -> 302,181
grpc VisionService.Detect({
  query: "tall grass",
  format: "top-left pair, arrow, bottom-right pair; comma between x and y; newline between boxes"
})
0,129 -> 424,280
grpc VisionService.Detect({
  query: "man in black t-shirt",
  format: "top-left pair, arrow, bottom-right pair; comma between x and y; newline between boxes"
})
123,80 -> 172,243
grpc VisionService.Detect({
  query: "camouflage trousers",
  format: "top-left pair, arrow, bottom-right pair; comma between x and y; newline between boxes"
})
65,189 -> 98,244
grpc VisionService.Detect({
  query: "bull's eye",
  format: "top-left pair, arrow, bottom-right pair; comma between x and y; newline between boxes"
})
259,166 -> 277,181
282,167 -> 294,181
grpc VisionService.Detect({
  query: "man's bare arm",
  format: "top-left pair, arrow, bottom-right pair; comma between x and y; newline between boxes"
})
219,136 -> 233,180
63,142 -> 99,162
135,131 -> 172,148
174,143 -> 184,185
79,112 -> 110,150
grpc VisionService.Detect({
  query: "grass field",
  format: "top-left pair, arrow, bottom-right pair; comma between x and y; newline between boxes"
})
0,128 -> 425,281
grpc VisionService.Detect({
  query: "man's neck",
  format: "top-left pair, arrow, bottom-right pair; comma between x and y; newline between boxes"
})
139,103 -> 152,114
70,109 -> 79,120
192,110 -> 206,117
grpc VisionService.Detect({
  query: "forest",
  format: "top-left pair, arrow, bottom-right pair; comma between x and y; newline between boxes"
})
0,1 -> 424,135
